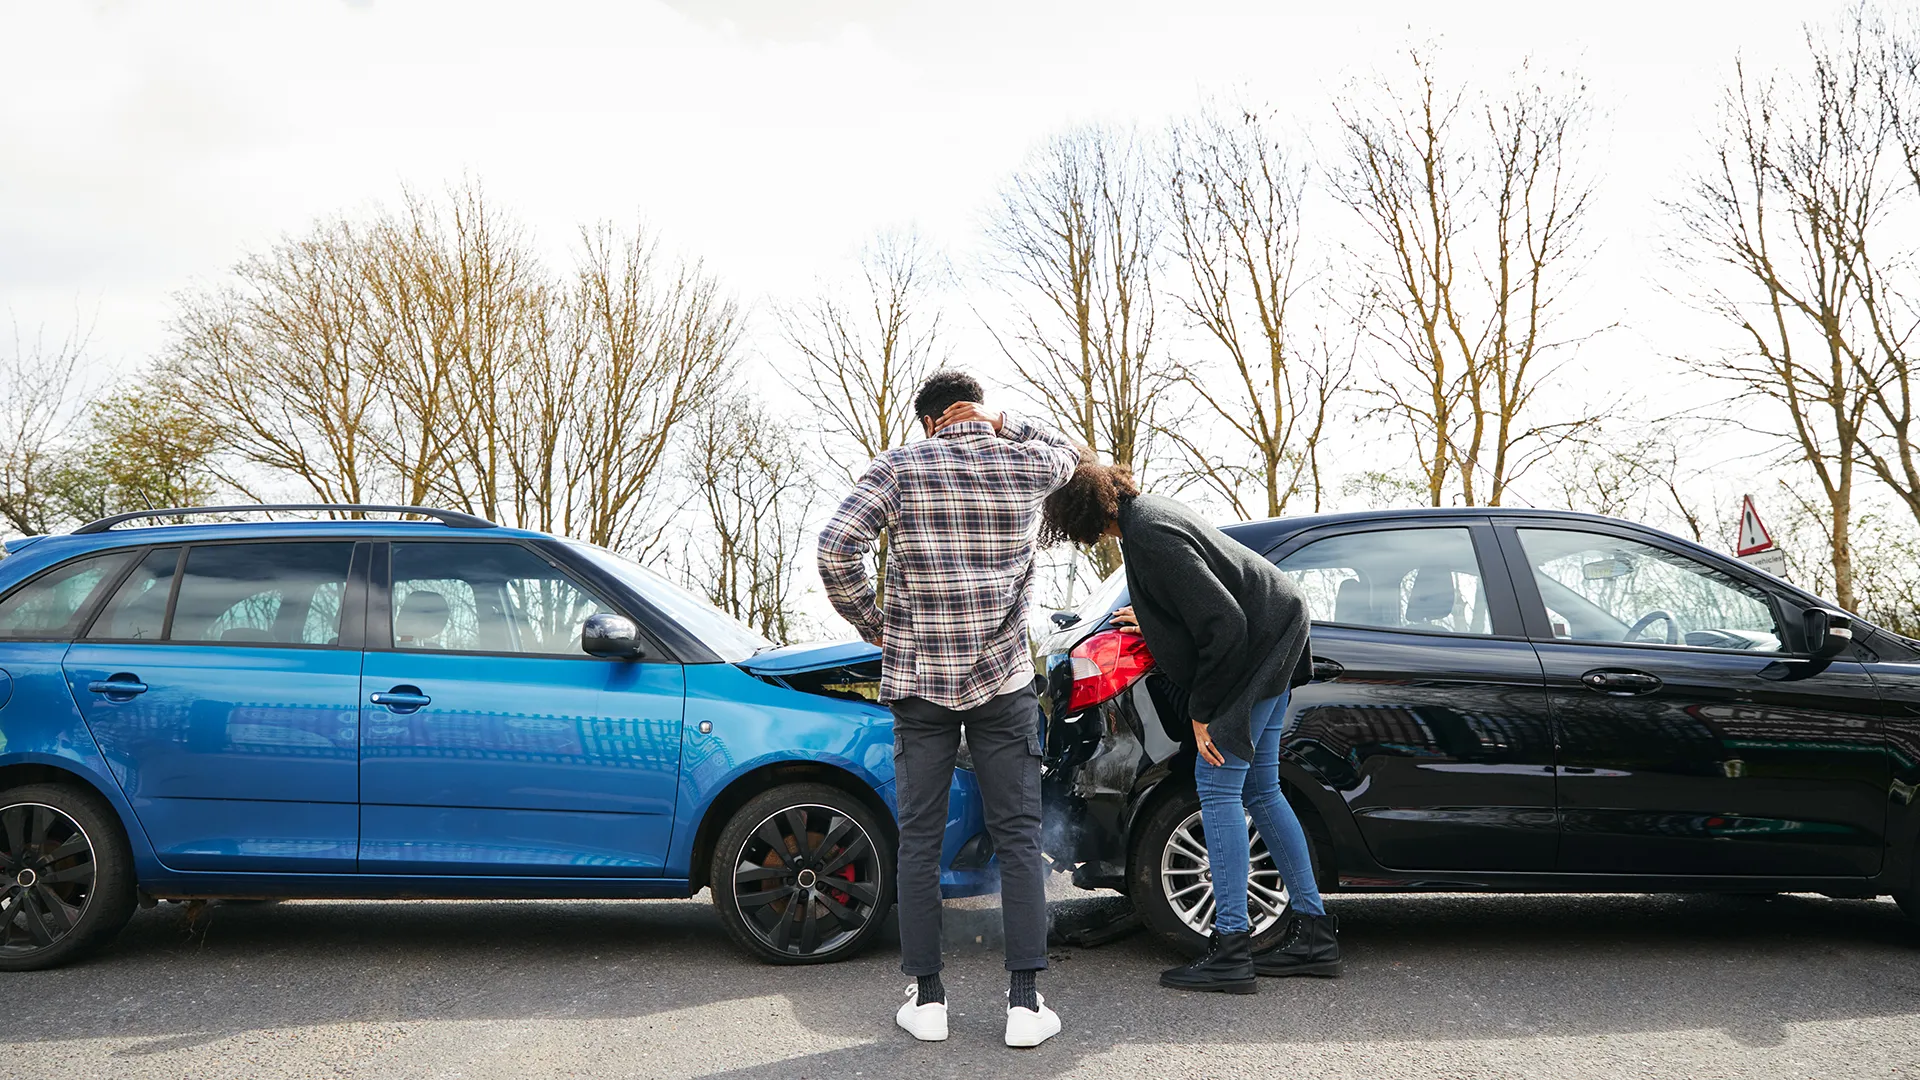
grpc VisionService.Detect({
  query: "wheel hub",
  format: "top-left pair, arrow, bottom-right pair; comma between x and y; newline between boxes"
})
1159,809 -> 1288,938
796,868 -> 817,889
12,868 -> 35,888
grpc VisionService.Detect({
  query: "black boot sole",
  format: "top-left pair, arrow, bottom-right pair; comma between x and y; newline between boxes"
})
1254,960 -> 1342,978
1159,974 -> 1259,994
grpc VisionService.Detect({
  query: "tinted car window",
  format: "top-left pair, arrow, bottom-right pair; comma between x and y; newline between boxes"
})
1275,527 -> 1491,635
170,542 -> 355,646
1516,528 -> 1781,651
392,542 -> 611,656
0,551 -> 132,639
88,547 -> 181,641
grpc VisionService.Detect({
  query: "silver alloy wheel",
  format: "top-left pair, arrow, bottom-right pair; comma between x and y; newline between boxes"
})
1158,808 -> 1289,936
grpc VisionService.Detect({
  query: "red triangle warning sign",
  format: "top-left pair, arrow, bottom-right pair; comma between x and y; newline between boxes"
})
1736,495 -> 1775,556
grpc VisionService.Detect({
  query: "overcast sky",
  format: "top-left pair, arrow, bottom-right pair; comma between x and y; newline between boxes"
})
2,0 -> 1834,388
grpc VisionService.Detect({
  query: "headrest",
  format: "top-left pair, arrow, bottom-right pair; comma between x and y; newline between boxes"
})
1334,576 -> 1370,625
1404,566 -> 1457,622
396,590 -> 450,643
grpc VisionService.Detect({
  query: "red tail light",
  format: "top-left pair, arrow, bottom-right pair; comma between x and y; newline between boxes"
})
1066,630 -> 1155,713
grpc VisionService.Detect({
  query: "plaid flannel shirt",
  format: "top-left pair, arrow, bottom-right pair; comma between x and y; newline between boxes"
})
817,414 -> 1080,710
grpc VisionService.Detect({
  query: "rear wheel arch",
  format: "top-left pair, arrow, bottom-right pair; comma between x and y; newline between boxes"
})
0,762 -> 124,816
688,761 -> 896,888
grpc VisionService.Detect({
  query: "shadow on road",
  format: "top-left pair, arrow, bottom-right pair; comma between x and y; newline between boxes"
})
3,889 -> 1915,1075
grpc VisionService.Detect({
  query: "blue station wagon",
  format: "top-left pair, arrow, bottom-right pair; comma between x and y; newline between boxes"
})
0,505 -> 997,970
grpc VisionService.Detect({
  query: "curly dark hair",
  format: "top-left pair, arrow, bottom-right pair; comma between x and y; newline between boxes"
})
913,369 -> 985,424
1041,459 -> 1140,547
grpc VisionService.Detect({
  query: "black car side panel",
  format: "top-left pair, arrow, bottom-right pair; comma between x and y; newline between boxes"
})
1285,625 -> 1559,871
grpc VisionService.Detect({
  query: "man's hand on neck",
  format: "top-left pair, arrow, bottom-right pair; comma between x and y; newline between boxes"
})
927,401 -> 1004,435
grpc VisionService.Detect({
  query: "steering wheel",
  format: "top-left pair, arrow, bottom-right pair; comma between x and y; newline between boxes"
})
1624,609 -> 1680,645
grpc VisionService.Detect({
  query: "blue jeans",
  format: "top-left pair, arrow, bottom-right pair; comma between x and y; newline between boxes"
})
1194,691 -> 1325,934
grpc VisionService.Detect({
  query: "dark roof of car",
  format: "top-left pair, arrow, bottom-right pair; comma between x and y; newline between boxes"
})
1217,506 -> 1644,547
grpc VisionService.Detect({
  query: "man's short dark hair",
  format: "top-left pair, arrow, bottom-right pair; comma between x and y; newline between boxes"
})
914,370 -> 985,423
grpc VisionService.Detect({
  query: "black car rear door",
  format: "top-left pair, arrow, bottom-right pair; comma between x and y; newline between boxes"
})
1271,518 -> 1560,872
1496,522 -> 1889,877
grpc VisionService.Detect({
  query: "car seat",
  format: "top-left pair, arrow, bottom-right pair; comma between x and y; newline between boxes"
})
1334,576 -> 1372,625
395,590 -> 450,647
1403,566 -> 1458,631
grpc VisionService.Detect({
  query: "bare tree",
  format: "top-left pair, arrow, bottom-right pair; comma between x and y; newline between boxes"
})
682,393 -> 816,641
1844,8 -> 1920,551
1538,417 -> 1712,541
1164,101 -> 1352,518
169,218 -> 384,506
1670,10 -> 1905,611
1332,49 -> 1605,509
779,230 -> 949,601
0,323 -> 89,535
986,125 -> 1168,574
167,184 -> 741,555
43,376 -> 223,525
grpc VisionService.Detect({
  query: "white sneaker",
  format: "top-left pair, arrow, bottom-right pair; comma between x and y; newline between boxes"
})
1004,991 -> 1061,1048
896,983 -> 949,1042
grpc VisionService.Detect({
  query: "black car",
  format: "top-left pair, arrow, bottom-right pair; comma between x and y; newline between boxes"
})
1038,507 -> 1920,953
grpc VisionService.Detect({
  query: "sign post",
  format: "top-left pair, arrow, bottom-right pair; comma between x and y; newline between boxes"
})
1736,495 -> 1788,579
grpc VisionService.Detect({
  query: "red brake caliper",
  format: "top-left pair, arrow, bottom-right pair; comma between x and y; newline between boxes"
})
829,857 -> 856,906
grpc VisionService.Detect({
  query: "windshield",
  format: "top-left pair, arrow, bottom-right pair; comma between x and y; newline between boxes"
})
566,542 -> 773,662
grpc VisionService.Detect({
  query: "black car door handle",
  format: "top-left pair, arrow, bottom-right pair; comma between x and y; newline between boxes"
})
1311,657 -> 1344,682
1581,669 -> 1663,696
370,686 -> 432,713
87,675 -> 148,700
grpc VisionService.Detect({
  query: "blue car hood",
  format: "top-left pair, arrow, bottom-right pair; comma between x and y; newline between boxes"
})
738,640 -> 880,676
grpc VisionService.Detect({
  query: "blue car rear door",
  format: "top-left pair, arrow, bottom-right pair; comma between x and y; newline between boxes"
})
356,540 -> 684,877
63,540 -> 368,873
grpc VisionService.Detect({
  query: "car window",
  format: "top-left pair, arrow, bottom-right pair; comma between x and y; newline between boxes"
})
1515,528 -> 1782,652
88,548 -> 182,641
391,542 -> 612,656
0,551 -> 133,640
169,543 -> 356,646
1274,527 -> 1492,635
565,540 -> 772,661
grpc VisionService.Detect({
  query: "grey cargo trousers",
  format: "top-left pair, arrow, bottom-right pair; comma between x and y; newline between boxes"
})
891,686 -> 1049,975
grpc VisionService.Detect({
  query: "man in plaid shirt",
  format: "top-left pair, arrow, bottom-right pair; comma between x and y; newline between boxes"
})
817,370 -> 1078,1049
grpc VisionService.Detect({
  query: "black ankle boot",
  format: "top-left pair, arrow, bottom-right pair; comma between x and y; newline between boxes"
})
1253,912 -> 1341,977
1159,930 -> 1258,994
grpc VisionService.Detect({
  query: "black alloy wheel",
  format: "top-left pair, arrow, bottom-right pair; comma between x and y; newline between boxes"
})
0,784 -> 137,972
709,783 -> 893,965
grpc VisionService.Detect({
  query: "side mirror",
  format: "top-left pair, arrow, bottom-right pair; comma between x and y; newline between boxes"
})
582,612 -> 645,659
1803,607 -> 1852,660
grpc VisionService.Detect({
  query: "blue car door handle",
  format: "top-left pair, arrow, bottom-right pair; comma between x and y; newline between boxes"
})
87,674 -> 148,699
370,686 -> 431,713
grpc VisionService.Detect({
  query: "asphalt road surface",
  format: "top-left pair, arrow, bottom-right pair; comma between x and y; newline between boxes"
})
3,885 -> 1917,1080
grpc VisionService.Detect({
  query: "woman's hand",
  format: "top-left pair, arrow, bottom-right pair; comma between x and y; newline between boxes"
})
1110,605 -> 1140,632
1192,720 -> 1225,766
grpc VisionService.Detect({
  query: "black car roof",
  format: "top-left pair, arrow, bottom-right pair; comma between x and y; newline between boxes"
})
1217,506 -> 1638,548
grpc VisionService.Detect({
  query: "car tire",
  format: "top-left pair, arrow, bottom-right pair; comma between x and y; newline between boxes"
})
1129,787 -> 1318,957
0,783 -> 138,972
709,783 -> 894,965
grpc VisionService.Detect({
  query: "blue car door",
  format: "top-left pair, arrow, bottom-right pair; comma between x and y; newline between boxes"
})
356,540 -> 685,876
63,541 -> 367,872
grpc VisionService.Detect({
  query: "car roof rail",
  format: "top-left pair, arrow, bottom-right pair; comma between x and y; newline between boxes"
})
71,504 -> 501,535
